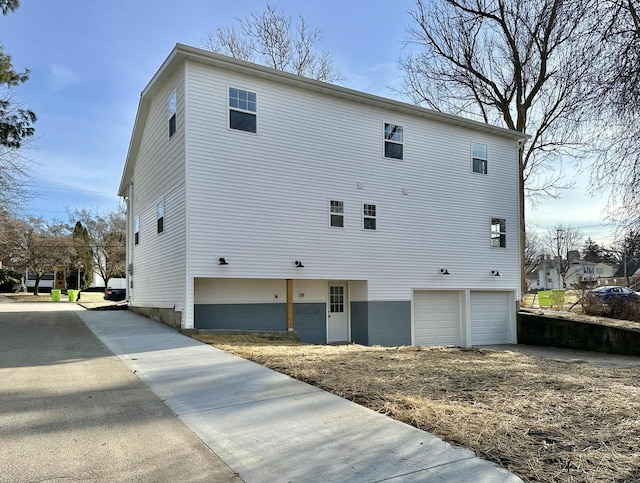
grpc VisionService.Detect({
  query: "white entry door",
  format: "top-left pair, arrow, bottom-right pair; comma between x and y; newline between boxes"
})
327,282 -> 349,342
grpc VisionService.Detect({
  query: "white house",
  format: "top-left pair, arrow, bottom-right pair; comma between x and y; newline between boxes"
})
119,44 -> 526,347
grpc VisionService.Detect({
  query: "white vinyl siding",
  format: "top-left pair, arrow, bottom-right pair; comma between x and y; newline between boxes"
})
183,60 -> 520,302
127,68 -> 186,311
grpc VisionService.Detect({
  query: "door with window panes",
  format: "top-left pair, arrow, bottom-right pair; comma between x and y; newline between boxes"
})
328,282 -> 349,342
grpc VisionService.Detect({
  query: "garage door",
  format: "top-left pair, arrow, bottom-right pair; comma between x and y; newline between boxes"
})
470,291 -> 511,345
413,291 -> 461,346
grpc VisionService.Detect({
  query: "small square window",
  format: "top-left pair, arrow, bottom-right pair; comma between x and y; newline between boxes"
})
491,218 -> 506,248
229,87 -> 257,133
330,200 -> 344,228
384,123 -> 403,160
363,204 -> 376,230
472,142 -> 488,174
168,91 -> 177,138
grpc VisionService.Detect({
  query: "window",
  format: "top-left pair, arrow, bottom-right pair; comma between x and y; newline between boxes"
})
134,216 -> 140,245
491,218 -> 506,248
330,200 -> 344,228
157,200 -> 164,234
229,87 -> 257,133
472,142 -> 488,174
363,204 -> 376,230
384,123 -> 403,160
168,91 -> 177,137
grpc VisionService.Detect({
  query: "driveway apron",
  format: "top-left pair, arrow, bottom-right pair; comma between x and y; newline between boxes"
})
0,302 -> 241,482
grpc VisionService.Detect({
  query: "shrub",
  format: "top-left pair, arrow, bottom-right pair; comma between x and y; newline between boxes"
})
583,296 -> 640,322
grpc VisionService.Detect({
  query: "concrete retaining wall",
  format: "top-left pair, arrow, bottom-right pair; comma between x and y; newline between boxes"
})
518,312 -> 640,356
130,306 -> 182,330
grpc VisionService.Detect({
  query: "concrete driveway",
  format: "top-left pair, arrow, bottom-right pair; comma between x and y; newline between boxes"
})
0,301 -> 241,482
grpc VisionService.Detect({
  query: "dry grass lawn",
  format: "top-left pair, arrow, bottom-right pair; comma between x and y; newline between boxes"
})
193,334 -> 640,483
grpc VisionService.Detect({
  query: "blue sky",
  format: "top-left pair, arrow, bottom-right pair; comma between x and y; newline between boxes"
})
1,0 -> 612,244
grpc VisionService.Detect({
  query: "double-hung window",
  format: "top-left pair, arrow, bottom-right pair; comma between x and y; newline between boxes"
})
491,218 -> 506,248
384,123 -> 403,160
157,200 -> 164,234
168,91 -> 177,138
472,142 -> 488,174
330,200 -> 344,228
134,216 -> 140,245
229,87 -> 257,133
363,204 -> 377,230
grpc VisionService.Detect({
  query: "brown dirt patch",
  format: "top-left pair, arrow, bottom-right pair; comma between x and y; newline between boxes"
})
193,334 -> 640,482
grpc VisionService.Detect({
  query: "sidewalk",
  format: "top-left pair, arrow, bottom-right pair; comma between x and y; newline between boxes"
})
76,308 -> 521,482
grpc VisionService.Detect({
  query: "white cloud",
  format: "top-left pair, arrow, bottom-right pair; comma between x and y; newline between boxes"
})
49,64 -> 80,92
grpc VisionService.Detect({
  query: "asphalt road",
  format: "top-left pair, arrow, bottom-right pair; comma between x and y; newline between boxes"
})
0,302 -> 242,482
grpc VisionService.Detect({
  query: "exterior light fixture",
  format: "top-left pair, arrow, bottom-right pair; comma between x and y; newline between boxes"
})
295,260 -> 305,268
218,257 -> 229,265
440,268 -> 450,275
491,270 -> 501,277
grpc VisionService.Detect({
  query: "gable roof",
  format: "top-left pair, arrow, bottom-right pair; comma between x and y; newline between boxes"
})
119,43 -> 529,196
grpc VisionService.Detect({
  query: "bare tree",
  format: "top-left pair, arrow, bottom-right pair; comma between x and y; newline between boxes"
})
203,4 -> 340,82
524,229 -> 542,275
401,0 -> 601,294
68,207 -> 126,289
590,0 -> 640,232
14,217 -> 70,295
541,224 -> 584,288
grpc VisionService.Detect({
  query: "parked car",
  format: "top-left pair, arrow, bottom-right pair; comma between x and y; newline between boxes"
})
104,287 -> 126,301
588,286 -> 640,303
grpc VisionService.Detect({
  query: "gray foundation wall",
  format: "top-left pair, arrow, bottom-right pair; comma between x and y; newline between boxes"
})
351,301 -> 412,346
195,300 -> 411,346
195,303 -> 327,344
130,306 -> 183,330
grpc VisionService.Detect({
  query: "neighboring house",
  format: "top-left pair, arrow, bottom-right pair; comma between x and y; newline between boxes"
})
528,256 -> 619,291
119,44 -> 527,347
528,256 -> 561,291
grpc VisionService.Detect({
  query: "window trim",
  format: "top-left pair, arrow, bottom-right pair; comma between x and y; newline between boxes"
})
384,122 -> 404,160
228,86 -> 257,134
168,90 -> 177,138
472,141 -> 488,175
329,199 -> 344,228
363,203 -> 377,231
490,217 -> 506,248
156,199 -> 164,234
134,216 -> 140,245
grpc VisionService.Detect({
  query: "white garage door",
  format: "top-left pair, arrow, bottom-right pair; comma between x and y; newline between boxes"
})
470,291 -> 511,345
413,291 -> 461,346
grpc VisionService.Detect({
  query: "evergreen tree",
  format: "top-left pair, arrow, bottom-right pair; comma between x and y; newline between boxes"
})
582,237 -> 603,262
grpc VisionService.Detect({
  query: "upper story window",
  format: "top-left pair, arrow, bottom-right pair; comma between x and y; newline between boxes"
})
157,199 -> 164,234
384,123 -> 403,160
229,87 -> 257,133
134,216 -> 140,245
330,200 -> 344,228
491,218 -> 506,248
363,204 -> 377,230
472,142 -> 488,174
168,91 -> 177,138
